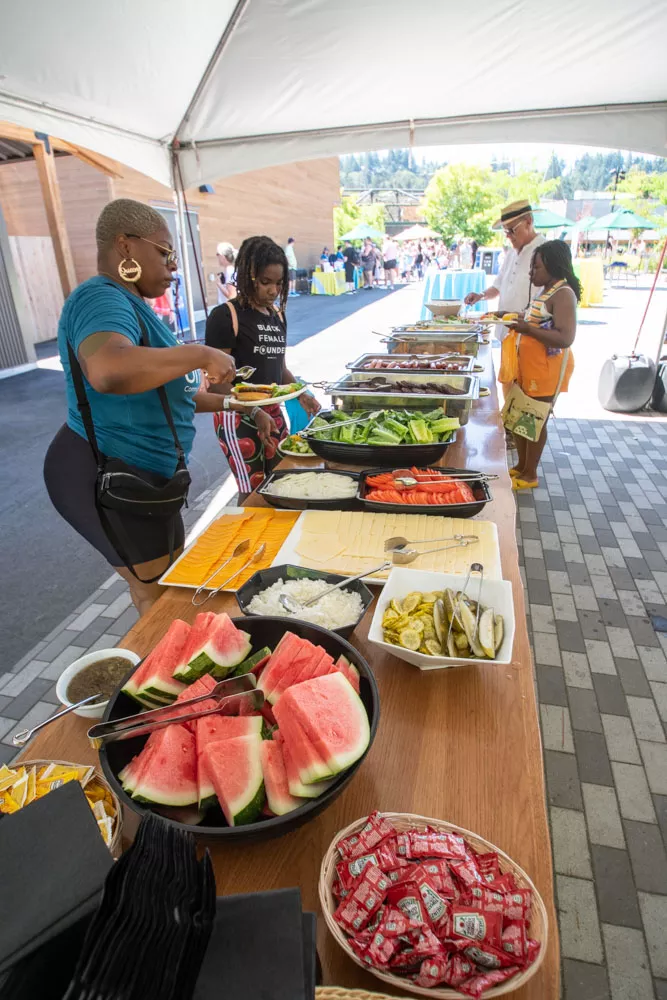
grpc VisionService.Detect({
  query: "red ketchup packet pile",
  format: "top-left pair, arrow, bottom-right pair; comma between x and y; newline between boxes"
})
332,813 -> 541,997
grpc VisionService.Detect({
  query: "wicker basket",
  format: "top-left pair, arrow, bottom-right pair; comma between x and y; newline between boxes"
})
20,759 -> 123,856
316,990 -> 403,1000
319,813 -> 548,999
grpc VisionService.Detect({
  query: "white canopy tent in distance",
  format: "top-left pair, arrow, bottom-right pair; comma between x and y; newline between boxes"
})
2,0 -> 667,333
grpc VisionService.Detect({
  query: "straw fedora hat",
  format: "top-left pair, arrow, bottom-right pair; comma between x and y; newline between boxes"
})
493,199 -> 533,230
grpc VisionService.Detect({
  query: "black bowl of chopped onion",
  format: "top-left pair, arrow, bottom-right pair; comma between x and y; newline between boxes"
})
236,564 -> 374,639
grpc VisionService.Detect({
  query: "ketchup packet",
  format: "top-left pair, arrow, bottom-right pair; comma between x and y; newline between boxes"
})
444,905 -> 503,949
421,860 -> 458,898
377,905 -> 420,938
458,965 -> 521,998
333,863 -> 390,932
450,858 -> 484,890
468,886 -> 506,914
386,881 -> 429,925
409,925 -> 445,957
475,852 -> 501,883
366,928 -> 400,967
347,930 -> 373,962
503,888 -> 532,923
414,954 -> 476,989
526,938 -> 541,965
405,829 -> 468,861
490,872 -> 517,893
337,812 -> 396,860
464,942 -> 517,970
501,920 -> 527,964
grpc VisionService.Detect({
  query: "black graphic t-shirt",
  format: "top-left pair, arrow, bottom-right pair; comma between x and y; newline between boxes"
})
205,303 -> 287,384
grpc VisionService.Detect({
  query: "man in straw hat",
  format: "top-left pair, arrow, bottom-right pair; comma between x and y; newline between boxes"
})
464,200 -> 545,336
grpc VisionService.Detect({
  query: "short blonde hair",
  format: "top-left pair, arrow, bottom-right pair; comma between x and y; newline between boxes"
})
96,199 -> 167,250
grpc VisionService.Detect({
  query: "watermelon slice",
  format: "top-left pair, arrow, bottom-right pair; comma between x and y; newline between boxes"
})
196,716 -> 263,807
131,724 -> 198,806
273,703 -> 334,784
123,620 -> 190,704
260,740 -> 302,815
269,644 -> 335,703
335,654 -> 360,695
174,613 -> 252,682
257,632 -> 304,699
280,736 -> 335,799
233,647 -> 271,677
279,672 -> 370,775
170,673 -> 218,731
202,734 -> 265,826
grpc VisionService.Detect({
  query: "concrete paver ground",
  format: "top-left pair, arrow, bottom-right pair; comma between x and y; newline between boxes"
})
2,275 -> 667,998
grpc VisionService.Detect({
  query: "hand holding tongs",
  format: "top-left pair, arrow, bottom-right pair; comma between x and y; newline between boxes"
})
87,674 -> 262,746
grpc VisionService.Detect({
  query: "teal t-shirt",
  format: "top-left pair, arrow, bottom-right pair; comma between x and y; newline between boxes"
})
59,276 -> 200,478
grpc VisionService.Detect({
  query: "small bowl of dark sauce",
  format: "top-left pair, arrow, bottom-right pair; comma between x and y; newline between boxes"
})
56,648 -> 141,719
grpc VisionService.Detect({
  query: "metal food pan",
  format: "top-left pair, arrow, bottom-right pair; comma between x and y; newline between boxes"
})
385,332 -> 481,357
346,352 -> 476,374
358,466 -> 492,518
327,371 -> 480,425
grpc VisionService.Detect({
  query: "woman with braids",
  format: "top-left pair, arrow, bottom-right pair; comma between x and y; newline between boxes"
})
44,199 -> 237,615
205,235 -> 320,495
505,240 -> 578,491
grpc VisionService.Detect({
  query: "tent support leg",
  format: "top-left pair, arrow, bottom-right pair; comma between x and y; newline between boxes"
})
174,184 -> 198,341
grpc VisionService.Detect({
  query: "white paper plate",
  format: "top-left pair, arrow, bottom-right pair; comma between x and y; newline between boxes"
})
278,442 -> 317,459
233,384 -> 308,407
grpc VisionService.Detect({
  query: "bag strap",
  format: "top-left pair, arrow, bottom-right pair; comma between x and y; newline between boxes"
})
227,299 -> 239,336
550,348 -> 570,410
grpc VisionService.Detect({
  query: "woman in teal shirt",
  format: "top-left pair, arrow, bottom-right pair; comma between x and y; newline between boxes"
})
44,199 -> 266,615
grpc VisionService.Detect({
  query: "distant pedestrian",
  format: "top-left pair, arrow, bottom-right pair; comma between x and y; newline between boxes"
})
285,237 -> 298,296
360,238 -> 377,289
343,240 -> 359,292
216,242 -> 237,304
382,236 -> 399,289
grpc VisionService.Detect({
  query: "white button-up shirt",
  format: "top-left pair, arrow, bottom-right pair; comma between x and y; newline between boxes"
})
492,234 -> 545,340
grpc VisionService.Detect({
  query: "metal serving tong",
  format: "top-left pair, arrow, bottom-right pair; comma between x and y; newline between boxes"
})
235,365 -> 257,380
300,411 -> 385,437
87,675 -> 261,746
192,542 -> 266,605
446,562 -> 484,651
391,472 -> 500,487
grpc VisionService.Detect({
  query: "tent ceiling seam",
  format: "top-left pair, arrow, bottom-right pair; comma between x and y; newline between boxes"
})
176,101 -> 667,150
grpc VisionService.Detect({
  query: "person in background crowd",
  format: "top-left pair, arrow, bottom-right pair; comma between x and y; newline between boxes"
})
205,235 -> 320,497
460,239 -> 473,269
285,236 -> 298,296
471,239 -> 479,269
44,198 -> 236,615
382,236 -> 399,289
343,240 -> 359,293
148,284 -> 174,331
320,247 -> 330,264
414,242 -> 424,280
215,242 -> 237,304
504,240 -> 578,491
360,238 -> 377,289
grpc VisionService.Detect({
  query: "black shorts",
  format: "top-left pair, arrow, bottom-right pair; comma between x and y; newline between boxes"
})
288,268 -> 296,281
44,424 -> 185,569
384,259 -> 397,270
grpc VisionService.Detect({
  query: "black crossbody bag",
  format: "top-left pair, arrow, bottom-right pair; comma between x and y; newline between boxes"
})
67,307 -> 191,583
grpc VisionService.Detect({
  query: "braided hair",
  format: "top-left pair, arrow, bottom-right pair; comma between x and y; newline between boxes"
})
535,240 -> 582,302
234,235 -> 288,313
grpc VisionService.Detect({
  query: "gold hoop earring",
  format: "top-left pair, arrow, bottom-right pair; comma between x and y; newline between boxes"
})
118,258 -> 142,282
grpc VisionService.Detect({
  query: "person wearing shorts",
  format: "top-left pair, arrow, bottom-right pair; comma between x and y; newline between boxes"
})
205,235 -> 321,497
382,237 -> 399,289
285,236 -> 298,296
43,198 -> 237,616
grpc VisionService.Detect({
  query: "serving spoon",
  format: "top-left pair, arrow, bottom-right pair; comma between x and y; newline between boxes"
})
12,694 -> 102,746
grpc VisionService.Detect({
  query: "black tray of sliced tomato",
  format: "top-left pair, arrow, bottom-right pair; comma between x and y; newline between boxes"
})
357,466 -> 492,518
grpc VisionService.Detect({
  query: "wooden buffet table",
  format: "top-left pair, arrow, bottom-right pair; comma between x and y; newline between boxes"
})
23,352 -> 559,998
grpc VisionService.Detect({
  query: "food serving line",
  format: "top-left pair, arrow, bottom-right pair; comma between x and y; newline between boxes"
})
19,318 -> 559,998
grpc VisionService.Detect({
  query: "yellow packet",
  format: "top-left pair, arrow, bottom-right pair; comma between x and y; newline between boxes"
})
36,771 -> 79,796
25,767 -> 37,805
0,794 -> 20,815
0,767 -> 18,793
97,816 -> 114,847
11,773 -> 28,809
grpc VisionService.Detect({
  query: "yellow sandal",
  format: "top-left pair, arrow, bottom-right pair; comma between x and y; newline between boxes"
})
512,477 -> 539,491
509,467 -> 522,478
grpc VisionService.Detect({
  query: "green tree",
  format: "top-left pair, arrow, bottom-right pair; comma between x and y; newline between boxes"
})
333,195 -> 386,245
614,168 -> 667,231
421,164 -> 497,244
490,168 -> 559,207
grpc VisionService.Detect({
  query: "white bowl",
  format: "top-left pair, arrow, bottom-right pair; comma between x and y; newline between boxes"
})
368,567 -> 515,671
56,647 -> 141,718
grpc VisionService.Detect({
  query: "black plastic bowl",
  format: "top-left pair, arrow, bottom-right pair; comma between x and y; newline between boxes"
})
358,466 -> 492,518
99,617 -> 379,843
257,469 -> 361,511
303,410 -> 454,467
236,564 -> 374,639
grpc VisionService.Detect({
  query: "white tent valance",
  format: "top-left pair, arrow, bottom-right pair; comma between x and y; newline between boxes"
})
1,0 -> 667,188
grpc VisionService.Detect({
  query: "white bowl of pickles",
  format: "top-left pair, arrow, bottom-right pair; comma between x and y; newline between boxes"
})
368,567 -> 515,670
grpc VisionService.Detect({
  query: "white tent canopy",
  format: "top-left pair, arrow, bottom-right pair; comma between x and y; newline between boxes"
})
1,0 -> 667,189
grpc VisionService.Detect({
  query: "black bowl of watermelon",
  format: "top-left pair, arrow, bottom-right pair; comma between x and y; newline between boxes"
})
99,615 -> 379,842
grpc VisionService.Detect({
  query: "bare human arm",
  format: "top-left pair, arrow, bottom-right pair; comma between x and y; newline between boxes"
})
512,286 -> 577,349
78,332 -> 235,394
283,365 -> 320,417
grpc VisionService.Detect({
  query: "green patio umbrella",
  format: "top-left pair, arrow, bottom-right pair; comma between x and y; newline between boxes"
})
571,214 -> 598,231
531,208 -> 573,230
340,223 -> 384,241
593,207 -> 655,230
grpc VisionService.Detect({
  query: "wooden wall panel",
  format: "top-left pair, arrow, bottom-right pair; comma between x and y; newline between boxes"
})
112,158 -> 340,306
0,161 -> 48,236
56,157 -> 112,282
8,236 -> 64,344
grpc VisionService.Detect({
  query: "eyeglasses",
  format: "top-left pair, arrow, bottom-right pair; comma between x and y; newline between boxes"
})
503,220 -> 526,237
127,235 -> 178,266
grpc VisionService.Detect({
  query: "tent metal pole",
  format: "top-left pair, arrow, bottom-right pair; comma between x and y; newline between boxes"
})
174,180 -> 197,341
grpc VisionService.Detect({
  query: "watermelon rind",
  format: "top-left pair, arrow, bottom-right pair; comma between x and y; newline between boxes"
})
260,741 -> 302,816
176,616 -> 252,683
203,734 -> 265,826
232,781 -> 266,826
232,647 -> 271,677
131,724 -> 198,806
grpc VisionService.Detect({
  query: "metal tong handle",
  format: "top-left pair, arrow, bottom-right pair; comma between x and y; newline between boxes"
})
235,365 -> 257,380
12,694 -> 102,746
301,411 -> 384,437
197,543 -> 266,603
299,561 -> 393,607
407,536 -> 478,558
387,532 -> 477,551
192,538 -> 251,606
446,562 -> 484,650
